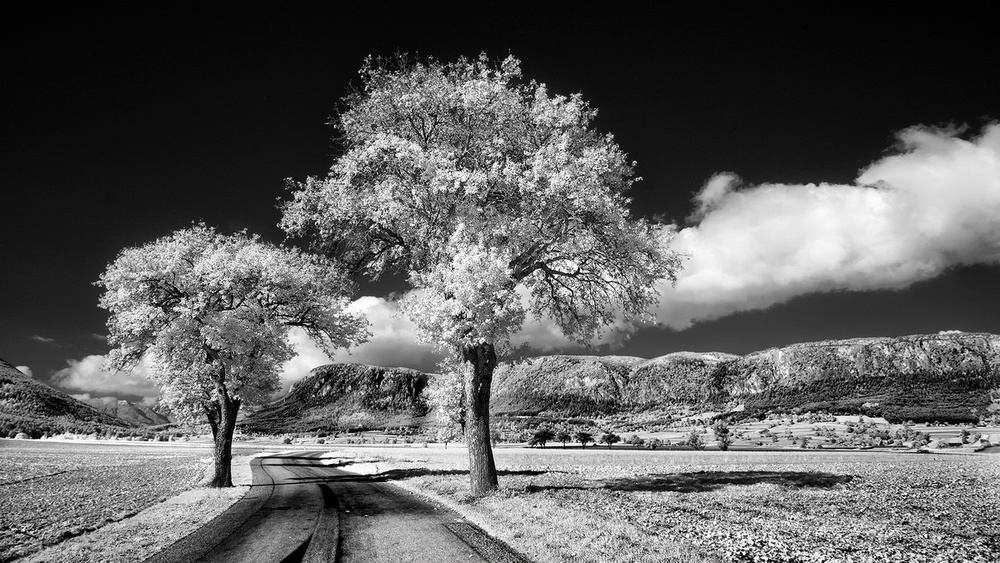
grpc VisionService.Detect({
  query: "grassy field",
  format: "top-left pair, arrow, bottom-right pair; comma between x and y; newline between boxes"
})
0,439 -> 260,563
348,446 -> 1000,563
3,436 -> 997,563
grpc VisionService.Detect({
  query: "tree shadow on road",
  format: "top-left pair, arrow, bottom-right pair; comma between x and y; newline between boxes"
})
523,471 -> 853,494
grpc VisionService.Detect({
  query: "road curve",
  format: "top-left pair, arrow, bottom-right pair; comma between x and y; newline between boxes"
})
146,451 -> 530,563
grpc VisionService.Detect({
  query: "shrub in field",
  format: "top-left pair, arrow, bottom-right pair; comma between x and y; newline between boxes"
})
626,434 -> 645,447
600,432 -> 621,448
712,420 -> 732,451
529,426 -> 556,448
556,429 -> 572,448
575,430 -> 594,448
685,429 -> 705,450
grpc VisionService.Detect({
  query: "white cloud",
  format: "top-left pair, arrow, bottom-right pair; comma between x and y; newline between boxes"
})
30,335 -> 56,344
52,355 -> 160,400
276,296 -> 442,393
655,122 -> 1000,329
15,365 -> 32,378
332,296 -> 442,369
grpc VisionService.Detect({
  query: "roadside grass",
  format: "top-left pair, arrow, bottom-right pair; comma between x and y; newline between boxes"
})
0,440 -> 254,563
354,447 -> 1000,563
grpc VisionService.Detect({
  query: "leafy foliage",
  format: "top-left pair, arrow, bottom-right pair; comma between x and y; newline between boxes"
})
599,432 -> 621,448
280,52 -> 681,352
96,224 -> 366,486
280,53 -> 681,494
712,420 -> 732,451
96,224 -> 367,422
555,428 -> 572,447
685,428 -> 705,450
528,425 -> 556,447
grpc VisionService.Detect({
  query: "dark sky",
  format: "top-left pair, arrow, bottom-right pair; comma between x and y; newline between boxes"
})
2,3 -> 998,398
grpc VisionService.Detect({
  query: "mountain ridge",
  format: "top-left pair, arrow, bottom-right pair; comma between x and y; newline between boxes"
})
242,331 -> 1000,434
0,357 -> 134,437
239,363 -> 431,434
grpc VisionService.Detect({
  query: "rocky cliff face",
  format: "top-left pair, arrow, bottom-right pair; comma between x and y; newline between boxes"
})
721,332 -> 1000,422
239,363 -> 431,433
491,332 -> 1000,423
491,355 -> 645,416
239,332 -> 1000,434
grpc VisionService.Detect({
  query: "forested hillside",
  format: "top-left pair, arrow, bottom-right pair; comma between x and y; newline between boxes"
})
0,357 -> 132,437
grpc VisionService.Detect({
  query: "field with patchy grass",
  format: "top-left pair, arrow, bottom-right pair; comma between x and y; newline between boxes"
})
3,436 -> 997,563
0,439 -> 250,562
349,446 -> 1000,563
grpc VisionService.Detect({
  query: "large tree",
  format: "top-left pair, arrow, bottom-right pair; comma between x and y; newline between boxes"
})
97,224 -> 367,487
281,54 -> 682,495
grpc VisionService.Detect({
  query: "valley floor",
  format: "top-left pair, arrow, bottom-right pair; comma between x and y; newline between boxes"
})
3,438 -> 998,563
349,446 -> 1000,563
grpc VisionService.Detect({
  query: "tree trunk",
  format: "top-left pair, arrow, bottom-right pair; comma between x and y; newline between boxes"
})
462,341 -> 499,496
205,391 -> 241,488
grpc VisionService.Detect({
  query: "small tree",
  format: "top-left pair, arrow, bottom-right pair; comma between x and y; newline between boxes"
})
600,432 -> 621,448
685,428 -> 705,450
626,434 -> 645,448
281,53 -> 683,496
556,429 -> 572,448
436,425 -> 462,448
647,438 -> 663,450
530,426 -> 555,448
97,224 -> 367,487
575,430 -> 594,448
712,420 -> 732,451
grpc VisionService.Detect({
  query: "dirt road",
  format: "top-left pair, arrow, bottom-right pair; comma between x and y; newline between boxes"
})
146,451 -> 528,563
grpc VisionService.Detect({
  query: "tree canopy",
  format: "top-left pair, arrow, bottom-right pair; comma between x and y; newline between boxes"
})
97,224 -> 367,486
281,53 -> 683,494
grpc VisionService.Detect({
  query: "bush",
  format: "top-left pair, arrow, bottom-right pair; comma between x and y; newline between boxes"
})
626,434 -> 645,447
599,432 -> 621,448
555,429 -> 572,448
712,420 -> 732,451
529,426 -> 555,448
685,429 -> 705,450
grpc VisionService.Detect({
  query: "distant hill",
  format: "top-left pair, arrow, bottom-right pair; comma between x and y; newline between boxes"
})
0,357 -> 133,437
491,355 -> 645,416
720,332 -> 1000,423
239,363 -> 431,434
236,332 -> 1000,434
84,397 -> 171,426
494,332 -> 1000,424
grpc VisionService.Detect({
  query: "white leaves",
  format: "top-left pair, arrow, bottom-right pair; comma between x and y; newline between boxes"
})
282,54 -> 685,355
96,223 -> 368,408
401,237 -> 526,349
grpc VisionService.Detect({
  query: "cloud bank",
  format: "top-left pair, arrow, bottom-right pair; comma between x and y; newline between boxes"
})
15,365 -> 32,378
654,123 -> 1000,329
52,355 -> 161,400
